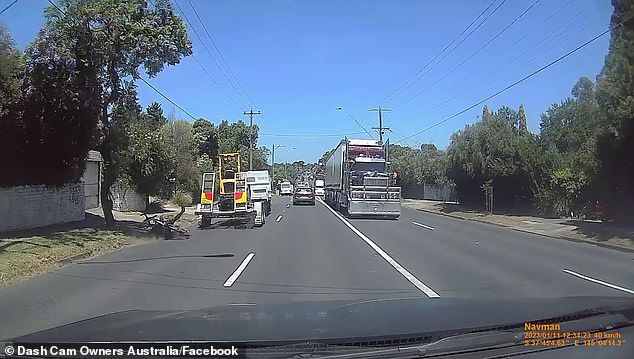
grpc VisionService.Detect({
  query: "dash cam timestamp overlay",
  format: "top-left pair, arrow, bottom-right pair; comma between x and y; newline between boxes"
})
523,322 -> 627,348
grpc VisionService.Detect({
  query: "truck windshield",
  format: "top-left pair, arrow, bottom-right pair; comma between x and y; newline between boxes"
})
352,162 -> 386,173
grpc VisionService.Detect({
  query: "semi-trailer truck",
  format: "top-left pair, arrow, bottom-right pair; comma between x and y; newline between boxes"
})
323,138 -> 400,218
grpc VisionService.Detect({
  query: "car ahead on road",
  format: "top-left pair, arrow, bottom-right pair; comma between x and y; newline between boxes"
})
314,179 -> 325,197
293,186 -> 315,206
280,181 -> 293,196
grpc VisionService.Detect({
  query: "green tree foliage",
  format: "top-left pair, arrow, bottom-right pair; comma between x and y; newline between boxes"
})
0,24 -> 100,187
446,106 -> 549,211
162,119 -> 199,199
593,0 -> 634,223
537,77 -> 601,216
109,82 -> 173,197
43,0 -> 192,223
145,102 -> 167,129
192,118 -> 269,170
389,143 -> 449,187
123,117 -> 174,196
0,24 -> 22,117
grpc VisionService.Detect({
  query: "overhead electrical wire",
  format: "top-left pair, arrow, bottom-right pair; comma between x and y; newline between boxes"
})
172,0 -> 251,108
394,25 -> 615,145
139,78 -> 198,120
378,0 -> 499,106
381,0 -> 506,108
187,0 -> 254,108
0,0 -> 19,16
391,0 -> 541,110
191,54 -> 245,111
185,0 -> 273,131
399,1 -> 587,124
261,131 -> 367,138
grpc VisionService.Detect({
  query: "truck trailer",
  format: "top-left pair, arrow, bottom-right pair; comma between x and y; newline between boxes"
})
323,138 -> 400,218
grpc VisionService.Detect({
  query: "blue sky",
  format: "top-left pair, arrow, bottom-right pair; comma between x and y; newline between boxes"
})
1,0 -> 613,163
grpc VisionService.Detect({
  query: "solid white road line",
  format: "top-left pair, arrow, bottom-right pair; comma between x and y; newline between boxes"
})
412,221 -> 434,231
223,252 -> 255,287
317,198 -> 440,298
276,215 -> 283,222
563,269 -> 634,295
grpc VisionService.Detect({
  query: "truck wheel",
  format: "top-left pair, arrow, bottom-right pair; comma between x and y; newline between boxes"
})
199,216 -> 211,228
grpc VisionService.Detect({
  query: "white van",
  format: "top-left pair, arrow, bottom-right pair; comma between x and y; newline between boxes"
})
314,179 -> 325,197
280,181 -> 293,196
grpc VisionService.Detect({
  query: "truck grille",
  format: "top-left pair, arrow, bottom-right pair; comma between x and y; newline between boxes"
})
363,177 -> 389,187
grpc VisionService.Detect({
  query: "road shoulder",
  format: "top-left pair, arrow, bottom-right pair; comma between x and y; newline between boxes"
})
401,199 -> 633,253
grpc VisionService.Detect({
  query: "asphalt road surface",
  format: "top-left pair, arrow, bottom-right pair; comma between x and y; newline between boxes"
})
1,195 -> 633,339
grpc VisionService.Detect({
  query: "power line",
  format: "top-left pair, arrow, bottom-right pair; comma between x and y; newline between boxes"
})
191,54 -> 244,111
139,78 -> 198,120
186,0 -> 273,132
392,0 -> 540,110
172,0 -> 250,108
378,0 -> 498,106
382,0 -> 506,108
188,0 -> 255,108
395,26 -> 614,144
389,128 -> 416,148
399,1 -> 586,124
45,0 -> 63,13
336,107 -> 375,138
0,0 -> 19,16
261,131 -> 367,138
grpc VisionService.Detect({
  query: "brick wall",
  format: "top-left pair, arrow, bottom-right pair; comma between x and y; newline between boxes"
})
111,184 -> 148,212
0,183 -> 85,233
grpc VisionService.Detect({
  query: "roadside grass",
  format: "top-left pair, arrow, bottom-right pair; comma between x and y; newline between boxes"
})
0,214 -> 156,287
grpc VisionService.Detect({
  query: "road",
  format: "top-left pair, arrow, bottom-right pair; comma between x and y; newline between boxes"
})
1,195 -> 633,339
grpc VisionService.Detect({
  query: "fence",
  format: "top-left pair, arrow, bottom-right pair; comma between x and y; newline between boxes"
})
401,184 -> 458,202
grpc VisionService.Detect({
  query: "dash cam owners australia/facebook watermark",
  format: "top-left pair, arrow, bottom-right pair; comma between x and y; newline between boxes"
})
2,342 -> 243,358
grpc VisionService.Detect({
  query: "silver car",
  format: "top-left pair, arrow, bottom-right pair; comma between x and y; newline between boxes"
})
293,187 -> 315,206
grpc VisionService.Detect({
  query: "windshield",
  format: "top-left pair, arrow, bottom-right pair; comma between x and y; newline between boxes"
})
352,162 -> 387,173
1,0 -> 633,355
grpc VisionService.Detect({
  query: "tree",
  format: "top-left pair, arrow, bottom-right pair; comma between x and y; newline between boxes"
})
44,0 -> 192,224
593,0 -> 634,223
145,102 -> 166,129
0,25 -> 24,185
162,119 -> 199,198
420,143 -> 438,154
572,76 -> 596,102
0,24 -> 22,117
1,24 -> 100,187
518,104 -> 527,132
192,118 -> 217,158
447,105 -> 545,211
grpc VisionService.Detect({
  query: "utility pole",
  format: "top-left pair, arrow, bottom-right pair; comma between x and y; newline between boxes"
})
244,109 -> 261,170
271,143 -> 285,187
369,106 -> 391,143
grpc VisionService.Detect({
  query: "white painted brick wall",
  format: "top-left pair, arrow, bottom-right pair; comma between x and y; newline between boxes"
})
0,183 -> 86,233
111,184 -> 147,212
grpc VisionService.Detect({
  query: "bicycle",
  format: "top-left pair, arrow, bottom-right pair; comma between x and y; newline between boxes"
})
140,212 -> 189,239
